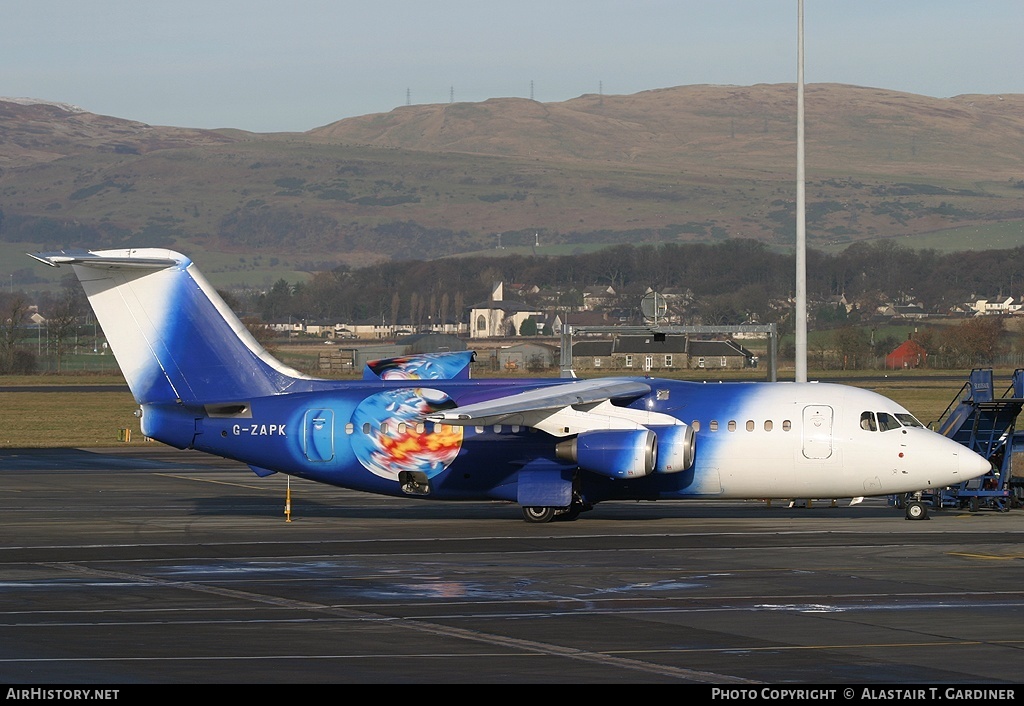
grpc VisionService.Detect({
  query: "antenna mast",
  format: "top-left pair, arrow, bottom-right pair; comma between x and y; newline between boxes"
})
794,0 -> 807,383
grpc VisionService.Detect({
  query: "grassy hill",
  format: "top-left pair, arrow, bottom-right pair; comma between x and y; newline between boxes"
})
2,84 -> 1023,290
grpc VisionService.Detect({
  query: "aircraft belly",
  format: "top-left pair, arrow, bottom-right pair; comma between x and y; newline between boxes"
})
712,451 -> 847,498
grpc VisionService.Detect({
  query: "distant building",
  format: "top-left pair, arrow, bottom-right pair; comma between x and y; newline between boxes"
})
581,285 -> 616,311
968,297 -> 1021,316
570,340 -> 615,371
569,335 -> 755,372
685,340 -> 757,370
885,337 -> 928,369
468,281 -> 544,338
893,305 -> 927,319
612,334 -> 689,371
496,342 -> 560,371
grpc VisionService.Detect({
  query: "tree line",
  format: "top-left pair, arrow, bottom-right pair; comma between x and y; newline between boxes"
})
4,238 -> 1024,374
233,239 -> 1024,329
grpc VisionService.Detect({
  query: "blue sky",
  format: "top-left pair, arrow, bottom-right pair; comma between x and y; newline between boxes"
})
3,1 -> 1022,133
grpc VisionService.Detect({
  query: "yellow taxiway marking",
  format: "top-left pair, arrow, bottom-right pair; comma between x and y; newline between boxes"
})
948,551 -> 1024,561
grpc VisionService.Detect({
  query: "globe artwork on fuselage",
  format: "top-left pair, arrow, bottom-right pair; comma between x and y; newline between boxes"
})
351,387 -> 464,481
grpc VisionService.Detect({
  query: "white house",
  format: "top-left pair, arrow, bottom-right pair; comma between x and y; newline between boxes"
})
969,297 -> 1022,315
469,282 -> 544,339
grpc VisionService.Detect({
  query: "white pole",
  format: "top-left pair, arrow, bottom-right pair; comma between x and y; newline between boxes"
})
794,0 -> 808,383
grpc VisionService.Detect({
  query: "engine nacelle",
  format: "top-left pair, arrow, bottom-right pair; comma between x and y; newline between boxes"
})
555,429 -> 657,479
650,424 -> 696,474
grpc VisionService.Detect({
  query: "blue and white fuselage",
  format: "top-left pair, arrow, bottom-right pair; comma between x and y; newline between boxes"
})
31,248 -> 990,522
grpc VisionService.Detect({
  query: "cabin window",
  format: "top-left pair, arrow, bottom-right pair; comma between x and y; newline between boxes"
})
416,423 -> 425,433
397,423 -> 407,434
691,420 -> 700,432
764,420 -> 773,431
782,420 -> 792,431
345,423 -> 354,435
511,425 -> 520,433
860,411 -> 877,431
380,422 -> 388,434
475,426 -> 485,434
746,420 -> 755,432
493,425 -> 502,433
362,422 -> 371,434
728,420 -> 737,432
709,420 -> 719,431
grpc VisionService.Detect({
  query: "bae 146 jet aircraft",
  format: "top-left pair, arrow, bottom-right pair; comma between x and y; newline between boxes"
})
31,248 -> 991,522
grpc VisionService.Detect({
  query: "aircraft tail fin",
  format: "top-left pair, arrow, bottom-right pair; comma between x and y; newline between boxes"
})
29,248 -> 312,406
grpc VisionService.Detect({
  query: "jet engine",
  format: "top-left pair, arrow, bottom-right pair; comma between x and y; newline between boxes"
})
554,425 -> 695,479
649,424 -> 696,474
555,429 -> 657,479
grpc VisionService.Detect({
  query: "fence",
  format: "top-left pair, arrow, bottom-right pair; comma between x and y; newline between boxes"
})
809,353 -> 1024,372
2,347 -> 122,375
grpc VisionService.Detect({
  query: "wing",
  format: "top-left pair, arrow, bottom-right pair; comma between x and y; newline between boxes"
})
428,377 -> 650,422
426,377 -> 682,437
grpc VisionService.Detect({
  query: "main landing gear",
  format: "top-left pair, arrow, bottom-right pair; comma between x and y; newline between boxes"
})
522,506 -> 557,523
521,500 -> 591,523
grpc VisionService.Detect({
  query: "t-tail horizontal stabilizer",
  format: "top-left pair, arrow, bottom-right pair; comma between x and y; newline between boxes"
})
28,248 -> 312,407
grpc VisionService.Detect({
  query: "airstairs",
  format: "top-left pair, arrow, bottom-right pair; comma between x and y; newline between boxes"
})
927,368 -> 1024,512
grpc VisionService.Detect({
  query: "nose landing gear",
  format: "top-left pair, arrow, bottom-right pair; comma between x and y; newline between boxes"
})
904,499 -> 929,521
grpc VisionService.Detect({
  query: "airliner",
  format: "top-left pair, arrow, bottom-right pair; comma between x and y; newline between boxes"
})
30,248 -> 990,522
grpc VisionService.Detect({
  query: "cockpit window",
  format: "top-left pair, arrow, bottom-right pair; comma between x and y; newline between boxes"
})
860,411 -> 877,431
876,412 -> 902,431
861,411 -> 923,431
895,413 -> 923,428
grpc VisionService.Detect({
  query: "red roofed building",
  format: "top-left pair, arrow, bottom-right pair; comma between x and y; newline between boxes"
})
885,337 -> 928,369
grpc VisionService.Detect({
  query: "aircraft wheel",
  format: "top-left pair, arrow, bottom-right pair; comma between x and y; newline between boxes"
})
904,501 -> 929,521
522,506 -> 557,523
969,496 -> 980,513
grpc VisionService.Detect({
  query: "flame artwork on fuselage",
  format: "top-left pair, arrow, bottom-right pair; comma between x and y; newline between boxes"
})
351,388 -> 463,481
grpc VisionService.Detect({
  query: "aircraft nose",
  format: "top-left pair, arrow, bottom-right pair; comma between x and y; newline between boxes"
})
959,448 -> 993,478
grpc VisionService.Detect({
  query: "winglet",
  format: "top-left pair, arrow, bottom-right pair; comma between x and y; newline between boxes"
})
27,253 -> 60,267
